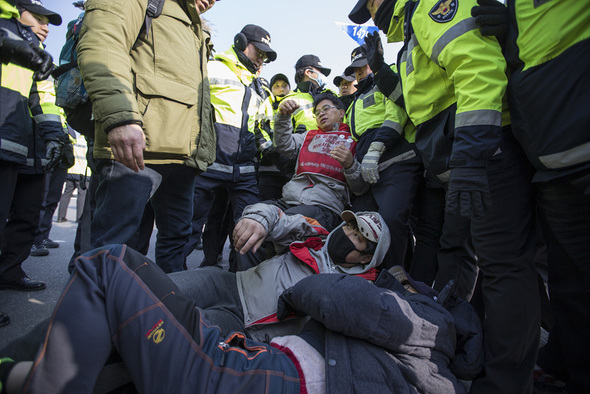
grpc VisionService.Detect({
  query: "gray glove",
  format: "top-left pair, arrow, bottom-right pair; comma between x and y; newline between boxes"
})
446,167 -> 492,218
361,141 -> 385,183
45,140 -> 64,170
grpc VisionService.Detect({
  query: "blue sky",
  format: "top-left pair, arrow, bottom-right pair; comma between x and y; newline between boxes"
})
42,0 -> 402,91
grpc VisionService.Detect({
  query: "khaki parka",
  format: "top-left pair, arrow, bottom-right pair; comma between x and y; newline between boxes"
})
77,0 -> 215,171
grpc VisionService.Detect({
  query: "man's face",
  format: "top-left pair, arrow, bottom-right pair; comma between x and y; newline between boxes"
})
195,0 -> 216,14
340,222 -> 372,266
18,10 -> 49,42
243,43 -> 268,72
314,99 -> 344,131
339,79 -> 357,96
367,0 -> 385,19
354,64 -> 372,82
304,67 -> 322,87
272,80 -> 290,97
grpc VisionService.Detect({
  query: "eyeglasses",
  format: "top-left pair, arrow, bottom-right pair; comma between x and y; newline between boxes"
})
254,46 -> 269,63
314,105 -> 337,117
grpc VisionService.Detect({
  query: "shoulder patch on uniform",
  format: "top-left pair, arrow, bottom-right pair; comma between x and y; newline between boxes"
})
429,0 -> 458,23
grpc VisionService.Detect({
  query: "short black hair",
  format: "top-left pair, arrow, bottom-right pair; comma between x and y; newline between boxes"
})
312,91 -> 345,112
294,67 -> 307,84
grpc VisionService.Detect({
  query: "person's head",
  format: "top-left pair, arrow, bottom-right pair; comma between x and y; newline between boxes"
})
15,0 -> 62,42
344,46 -> 372,82
270,73 -> 290,98
312,91 -> 346,131
333,73 -> 357,97
234,24 -> 277,71
327,210 -> 383,268
349,0 -> 397,34
294,54 -> 331,88
195,0 -> 217,14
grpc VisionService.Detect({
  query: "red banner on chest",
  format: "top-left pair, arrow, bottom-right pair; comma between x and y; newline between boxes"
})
296,127 -> 357,183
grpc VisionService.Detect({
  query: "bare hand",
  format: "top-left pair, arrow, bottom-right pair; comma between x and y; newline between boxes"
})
233,218 -> 267,255
107,124 -> 146,172
278,99 -> 300,116
330,143 -> 354,169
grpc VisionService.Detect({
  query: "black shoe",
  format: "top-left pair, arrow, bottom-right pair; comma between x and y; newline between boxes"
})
195,240 -> 203,250
56,217 -> 67,223
30,244 -> 49,257
0,312 -> 9,327
42,238 -> 59,248
0,277 -> 46,291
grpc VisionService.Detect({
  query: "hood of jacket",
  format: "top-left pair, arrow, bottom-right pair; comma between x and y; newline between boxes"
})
317,213 -> 391,275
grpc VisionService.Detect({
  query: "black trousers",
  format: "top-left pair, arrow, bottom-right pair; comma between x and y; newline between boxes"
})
0,161 -> 44,281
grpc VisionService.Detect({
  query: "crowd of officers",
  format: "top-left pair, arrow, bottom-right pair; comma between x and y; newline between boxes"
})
0,0 -> 588,393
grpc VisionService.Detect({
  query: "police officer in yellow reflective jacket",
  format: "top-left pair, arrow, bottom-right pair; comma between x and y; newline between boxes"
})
0,0 -> 64,292
342,46 -> 422,270
285,55 -> 333,133
349,0 -> 540,392
0,0 -> 54,329
255,73 -> 295,201
193,24 -> 276,270
500,0 -> 590,391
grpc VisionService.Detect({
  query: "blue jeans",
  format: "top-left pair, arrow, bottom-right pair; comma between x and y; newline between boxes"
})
91,160 -> 195,273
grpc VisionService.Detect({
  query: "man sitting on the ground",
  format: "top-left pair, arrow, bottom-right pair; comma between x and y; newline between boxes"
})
269,91 -> 357,231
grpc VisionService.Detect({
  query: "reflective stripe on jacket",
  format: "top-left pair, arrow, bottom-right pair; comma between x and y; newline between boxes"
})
205,47 -> 264,180
388,0 -> 509,175
0,17 -> 62,168
506,0 -> 590,179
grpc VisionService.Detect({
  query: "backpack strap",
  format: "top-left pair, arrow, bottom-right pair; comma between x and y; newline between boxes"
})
143,0 -> 166,37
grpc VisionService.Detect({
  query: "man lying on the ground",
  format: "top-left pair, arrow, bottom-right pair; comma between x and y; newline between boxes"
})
0,245 -> 483,394
170,202 -> 390,341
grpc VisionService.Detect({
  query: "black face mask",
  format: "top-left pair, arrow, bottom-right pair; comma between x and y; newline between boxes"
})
374,0 -> 396,33
327,226 -> 358,265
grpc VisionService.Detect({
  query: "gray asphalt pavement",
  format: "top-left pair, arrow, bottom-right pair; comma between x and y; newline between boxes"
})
0,197 -> 213,347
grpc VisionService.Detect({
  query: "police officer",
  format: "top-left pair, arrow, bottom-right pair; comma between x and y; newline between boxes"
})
193,24 -> 276,270
285,54 -> 332,133
339,46 -> 422,270
349,0 -> 540,392
0,0 -> 57,327
255,73 -> 295,201
488,0 -> 589,391
0,0 -> 63,293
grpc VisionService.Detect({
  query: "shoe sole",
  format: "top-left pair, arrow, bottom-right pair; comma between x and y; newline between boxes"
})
30,250 -> 49,257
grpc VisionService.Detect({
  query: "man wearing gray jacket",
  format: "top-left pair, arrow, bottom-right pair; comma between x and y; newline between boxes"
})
171,202 -> 391,341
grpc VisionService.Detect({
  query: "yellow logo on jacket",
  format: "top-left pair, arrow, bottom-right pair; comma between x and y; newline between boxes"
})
145,319 -> 166,344
429,0 -> 458,23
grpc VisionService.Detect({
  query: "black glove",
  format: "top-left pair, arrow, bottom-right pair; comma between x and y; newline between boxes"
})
276,287 -> 306,321
45,140 -> 64,170
362,31 -> 385,73
471,0 -> 508,48
31,46 -> 53,81
0,28 -> 53,80
446,167 -> 492,219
